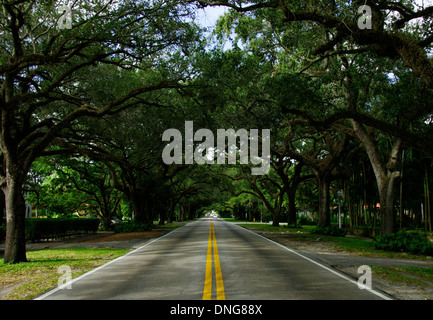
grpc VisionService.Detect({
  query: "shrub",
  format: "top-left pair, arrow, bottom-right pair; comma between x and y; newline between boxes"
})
298,216 -> 317,226
352,225 -> 380,237
113,221 -> 151,233
25,218 -> 99,242
286,222 -> 302,229
312,225 -> 347,237
373,230 -> 433,255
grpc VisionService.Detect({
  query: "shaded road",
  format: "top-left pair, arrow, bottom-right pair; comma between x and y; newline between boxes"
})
36,218 -> 391,300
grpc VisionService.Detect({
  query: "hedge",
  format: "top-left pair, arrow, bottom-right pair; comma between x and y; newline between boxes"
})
113,221 -> 151,233
311,225 -> 347,237
373,230 -> 433,255
25,218 -> 99,242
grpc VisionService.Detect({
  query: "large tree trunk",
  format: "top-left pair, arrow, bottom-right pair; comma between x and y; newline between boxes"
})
287,188 -> 297,225
317,177 -> 331,227
285,170 -> 313,225
351,119 -> 401,235
271,207 -> 280,227
378,174 -> 399,235
130,190 -> 152,225
3,172 -> 27,263
282,163 -> 308,226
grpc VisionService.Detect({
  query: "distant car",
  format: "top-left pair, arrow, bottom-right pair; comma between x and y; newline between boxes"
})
111,217 -> 123,224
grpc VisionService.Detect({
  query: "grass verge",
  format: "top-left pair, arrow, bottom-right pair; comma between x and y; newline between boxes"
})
371,266 -> 433,299
0,247 -> 130,300
372,266 -> 433,286
238,222 -> 433,260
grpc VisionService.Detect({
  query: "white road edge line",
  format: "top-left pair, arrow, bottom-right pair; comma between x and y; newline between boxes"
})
234,222 -> 394,300
34,223 -> 189,300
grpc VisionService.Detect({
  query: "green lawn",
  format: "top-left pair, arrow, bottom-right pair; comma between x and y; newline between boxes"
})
0,247 -> 130,300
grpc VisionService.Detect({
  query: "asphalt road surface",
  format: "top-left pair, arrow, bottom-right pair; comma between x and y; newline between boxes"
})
36,218 -> 391,300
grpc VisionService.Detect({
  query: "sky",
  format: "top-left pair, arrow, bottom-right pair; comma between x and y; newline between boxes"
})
194,6 -> 228,29
193,1 -> 433,32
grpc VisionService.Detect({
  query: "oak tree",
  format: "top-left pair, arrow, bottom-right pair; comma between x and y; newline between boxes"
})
0,0 -> 198,263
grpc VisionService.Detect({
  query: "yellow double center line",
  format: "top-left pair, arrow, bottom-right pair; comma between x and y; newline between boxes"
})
202,221 -> 225,300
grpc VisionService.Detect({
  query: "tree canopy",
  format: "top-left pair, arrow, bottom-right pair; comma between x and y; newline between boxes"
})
1,0 -> 432,263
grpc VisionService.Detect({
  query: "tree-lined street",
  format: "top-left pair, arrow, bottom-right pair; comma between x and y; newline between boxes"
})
1,0 -> 433,301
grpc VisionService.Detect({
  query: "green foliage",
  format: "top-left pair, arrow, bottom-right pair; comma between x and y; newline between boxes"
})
28,158 -> 92,216
352,225 -> 380,237
3,1 -> 432,265
25,218 -> 99,242
113,222 -> 152,233
285,222 -> 302,228
373,230 -> 433,255
312,225 -> 347,237
298,215 -> 317,226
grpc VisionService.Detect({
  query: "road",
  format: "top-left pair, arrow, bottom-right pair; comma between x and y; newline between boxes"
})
36,218 -> 391,300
